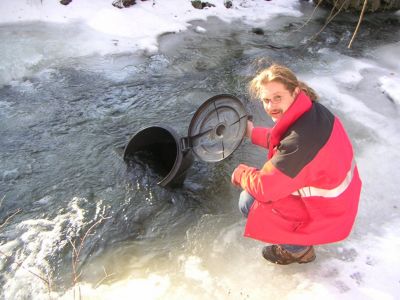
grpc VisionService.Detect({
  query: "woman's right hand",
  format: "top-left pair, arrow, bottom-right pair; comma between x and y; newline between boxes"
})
246,120 -> 254,138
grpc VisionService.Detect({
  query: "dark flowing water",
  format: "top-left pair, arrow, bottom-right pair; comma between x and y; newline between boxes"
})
1,5 -> 400,299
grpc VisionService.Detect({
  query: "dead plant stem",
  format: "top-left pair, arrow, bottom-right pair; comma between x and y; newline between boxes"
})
0,200 -> 52,298
0,249 -> 52,297
295,0 -> 324,32
305,0 -> 347,47
348,0 -> 368,48
69,216 -> 110,300
94,266 -> 116,289
0,207 -> 22,230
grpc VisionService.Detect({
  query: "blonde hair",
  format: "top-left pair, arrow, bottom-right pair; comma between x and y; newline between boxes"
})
249,64 -> 318,101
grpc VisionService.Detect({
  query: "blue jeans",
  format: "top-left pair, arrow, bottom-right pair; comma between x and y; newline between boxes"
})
238,190 -> 309,253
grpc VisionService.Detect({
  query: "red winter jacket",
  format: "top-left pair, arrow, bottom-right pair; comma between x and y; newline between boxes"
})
232,91 -> 362,245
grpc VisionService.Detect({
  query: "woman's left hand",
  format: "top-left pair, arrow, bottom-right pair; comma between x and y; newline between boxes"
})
231,164 -> 248,187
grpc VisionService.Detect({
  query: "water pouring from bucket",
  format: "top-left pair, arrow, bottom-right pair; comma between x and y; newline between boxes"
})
123,94 -> 249,188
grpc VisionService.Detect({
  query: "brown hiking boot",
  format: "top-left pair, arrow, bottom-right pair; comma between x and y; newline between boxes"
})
262,245 -> 316,265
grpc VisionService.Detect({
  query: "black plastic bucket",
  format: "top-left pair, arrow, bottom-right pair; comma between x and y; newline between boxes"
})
123,94 -> 248,188
123,125 -> 194,187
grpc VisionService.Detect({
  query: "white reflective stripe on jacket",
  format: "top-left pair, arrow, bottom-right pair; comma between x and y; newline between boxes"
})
292,159 -> 356,198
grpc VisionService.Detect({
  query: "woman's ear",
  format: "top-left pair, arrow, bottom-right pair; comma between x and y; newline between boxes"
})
294,87 -> 301,97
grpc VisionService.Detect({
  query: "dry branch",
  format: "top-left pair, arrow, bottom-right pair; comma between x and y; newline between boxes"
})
94,266 -> 116,288
0,251 -> 53,296
300,0 -> 371,48
303,0 -> 347,47
348,0 -> 368,48
0,202 -> 52,298
69,215 -> 110,300
295,0 -> 324,32
0,208 -> 22,230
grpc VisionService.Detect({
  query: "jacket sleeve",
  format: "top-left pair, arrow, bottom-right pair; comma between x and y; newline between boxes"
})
235,133 -> 310,202
251,127 -> 270,149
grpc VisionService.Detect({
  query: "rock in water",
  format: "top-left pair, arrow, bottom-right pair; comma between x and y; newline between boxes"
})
251,28 -> 265,35
224,0 -> 233,8
60,0 -> 72,5
112,0 -> 136,9
191,1 -> 216,9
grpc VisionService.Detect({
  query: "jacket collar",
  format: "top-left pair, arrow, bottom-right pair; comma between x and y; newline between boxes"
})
269,91 -> 313,150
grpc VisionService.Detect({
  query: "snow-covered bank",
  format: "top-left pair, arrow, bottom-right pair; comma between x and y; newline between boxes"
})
0,0 -> 302,85
0,0 -> 301,54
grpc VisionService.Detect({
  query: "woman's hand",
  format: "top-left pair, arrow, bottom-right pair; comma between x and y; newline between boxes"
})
246,120 -> 254,138
231,164 -> 248,187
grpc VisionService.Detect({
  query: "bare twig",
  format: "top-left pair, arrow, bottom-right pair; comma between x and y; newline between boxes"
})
319,1 -> 346,33
69,238 -> 82,300
304,0 -> 347,47
0,250 -> 53,298
295,0 -> 324,32
94,266 -> 116,288
325,0 -> 339,22
0,195 -> 22,230
0,200 -> 52,298
69,215 -> 110,300
0,208 -> 22,230
348,0 -> 368,48
76,216 -> 109,265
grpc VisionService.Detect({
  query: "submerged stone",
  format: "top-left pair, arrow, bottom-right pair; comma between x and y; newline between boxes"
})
191,1 -> 216,9
251,27 -> 265,35
60,0 -> 72,5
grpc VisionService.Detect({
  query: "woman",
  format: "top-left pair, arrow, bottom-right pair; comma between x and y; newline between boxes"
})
231,64 -> 362,265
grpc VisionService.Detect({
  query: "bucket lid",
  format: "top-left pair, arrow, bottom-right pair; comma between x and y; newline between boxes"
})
187,94 -> 248,162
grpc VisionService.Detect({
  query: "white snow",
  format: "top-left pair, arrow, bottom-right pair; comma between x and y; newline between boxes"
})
0,0 -> 301,84
379,75 -> 400,105
0,0 -> 301,55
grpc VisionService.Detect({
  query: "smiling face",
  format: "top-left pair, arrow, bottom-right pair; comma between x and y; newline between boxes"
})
259,80 -> 299,122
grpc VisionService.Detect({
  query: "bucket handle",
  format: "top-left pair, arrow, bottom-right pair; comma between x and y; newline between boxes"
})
180,137 -> 192,152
